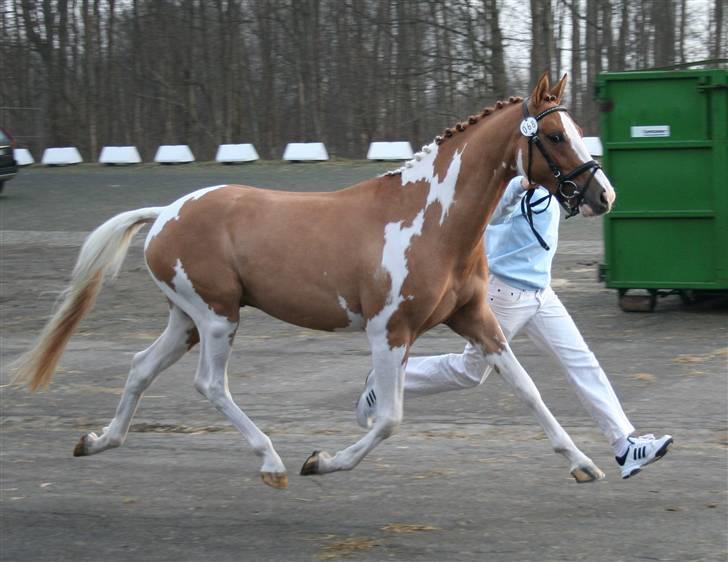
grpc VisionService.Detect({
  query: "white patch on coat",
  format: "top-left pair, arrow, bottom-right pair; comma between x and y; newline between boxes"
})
150,259 -> 233,330
145,185 -> 227,249
400,142 -> 465,225
367,211 -> 426,347
370,142 -> 469,350
335,295 -> 365,332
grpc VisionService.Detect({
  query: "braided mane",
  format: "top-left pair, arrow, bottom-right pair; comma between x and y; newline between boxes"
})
384,93 -> 563,176
434,95 -> 524,146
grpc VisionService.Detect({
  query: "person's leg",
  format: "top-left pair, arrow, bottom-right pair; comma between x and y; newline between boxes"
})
402,278 -> 539,397
356,278 -> 539,428
516,287 -> 671,478
522,287 -> 635,445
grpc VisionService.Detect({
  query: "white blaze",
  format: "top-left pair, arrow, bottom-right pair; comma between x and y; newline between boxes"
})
557,113 -> 615,208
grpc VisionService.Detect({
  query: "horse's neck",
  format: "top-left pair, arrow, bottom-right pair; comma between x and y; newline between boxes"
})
425,112 -> 519,256
367,107 -> 518,260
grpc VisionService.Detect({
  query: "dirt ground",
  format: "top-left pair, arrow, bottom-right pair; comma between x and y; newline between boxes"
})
1,164 -> 727,562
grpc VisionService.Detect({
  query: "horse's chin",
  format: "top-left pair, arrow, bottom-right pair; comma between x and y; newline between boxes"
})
579,203 -> 597,217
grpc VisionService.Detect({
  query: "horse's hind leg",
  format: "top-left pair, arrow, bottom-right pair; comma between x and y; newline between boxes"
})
193,317 -> 288,489
74,305 -> 194,457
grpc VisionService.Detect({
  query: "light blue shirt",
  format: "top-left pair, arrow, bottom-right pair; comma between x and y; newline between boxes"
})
485,176 -> 559,290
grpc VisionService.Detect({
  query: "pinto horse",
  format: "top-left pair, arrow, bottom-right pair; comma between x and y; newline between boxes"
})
13,74 -> 615,489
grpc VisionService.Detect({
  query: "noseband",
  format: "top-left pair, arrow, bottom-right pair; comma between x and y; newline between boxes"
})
520,98 -> 601,218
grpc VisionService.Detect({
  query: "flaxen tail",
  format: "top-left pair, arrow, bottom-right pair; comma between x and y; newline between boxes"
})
11,207 -> 162,391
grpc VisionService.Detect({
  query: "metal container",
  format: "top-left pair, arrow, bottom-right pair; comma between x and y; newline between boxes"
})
597,68 -> 728,311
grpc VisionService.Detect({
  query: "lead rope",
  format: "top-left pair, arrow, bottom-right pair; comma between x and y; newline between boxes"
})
520,189 -> 553,251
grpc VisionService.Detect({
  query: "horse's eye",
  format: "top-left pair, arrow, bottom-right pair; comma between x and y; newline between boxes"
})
547,133 -> 564,143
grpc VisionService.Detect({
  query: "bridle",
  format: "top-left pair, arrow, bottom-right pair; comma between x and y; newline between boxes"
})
520,98 -> 601,219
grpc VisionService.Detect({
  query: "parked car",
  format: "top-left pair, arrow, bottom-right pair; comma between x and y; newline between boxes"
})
0,127 -> 18,193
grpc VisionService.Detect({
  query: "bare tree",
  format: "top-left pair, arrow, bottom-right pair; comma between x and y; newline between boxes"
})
713,0 -> 726,61
530,0 -> 555,84
1,0 -> 720,161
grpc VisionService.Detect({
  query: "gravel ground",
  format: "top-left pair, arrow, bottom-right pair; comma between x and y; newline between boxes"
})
1,164 -> 726,562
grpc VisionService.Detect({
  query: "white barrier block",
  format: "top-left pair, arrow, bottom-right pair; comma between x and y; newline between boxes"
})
99,146 -> 142,165
41,147 -> 83,166
14,148 -> 34,166
582,137 -> 603,157
282,142 -> 329,161
366,141 -> 414,160
154,145 -> 195,164
215,143 -> 259,163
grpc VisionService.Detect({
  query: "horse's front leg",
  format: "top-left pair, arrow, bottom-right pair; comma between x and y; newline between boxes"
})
301,336 -> 407,475
448,298 -> 605,483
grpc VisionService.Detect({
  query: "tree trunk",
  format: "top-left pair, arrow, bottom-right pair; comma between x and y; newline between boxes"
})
530,0 -> 554,86
486,0 -> 507,98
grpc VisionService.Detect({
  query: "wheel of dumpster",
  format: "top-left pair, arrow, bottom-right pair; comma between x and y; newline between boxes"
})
679,290 -> 698,305
618,289 -> 657,312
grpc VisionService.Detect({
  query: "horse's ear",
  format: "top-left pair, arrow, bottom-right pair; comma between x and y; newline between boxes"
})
531,72 -> 550,106
550,73 -> 568,103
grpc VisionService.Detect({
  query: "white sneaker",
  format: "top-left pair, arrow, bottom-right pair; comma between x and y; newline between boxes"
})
355,369 -> 376,429
616,434 -> 673,479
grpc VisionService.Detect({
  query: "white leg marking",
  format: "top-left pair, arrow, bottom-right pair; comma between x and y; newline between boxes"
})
483,344 -> 602,478
193,316 -> 287,478
313,344 -> 407,473
77,306 -> 193,455
146,259 -> 286,480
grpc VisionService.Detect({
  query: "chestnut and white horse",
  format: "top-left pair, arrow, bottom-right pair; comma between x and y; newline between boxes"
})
13,74 -> 615,489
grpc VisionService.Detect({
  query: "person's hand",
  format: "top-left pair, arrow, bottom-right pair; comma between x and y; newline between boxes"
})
519,176 -> 530,190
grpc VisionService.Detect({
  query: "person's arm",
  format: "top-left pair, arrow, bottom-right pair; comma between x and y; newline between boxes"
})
489,176 -> 528,225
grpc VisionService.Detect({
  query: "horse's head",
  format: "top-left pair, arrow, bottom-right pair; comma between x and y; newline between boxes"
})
516,73 -> 615,217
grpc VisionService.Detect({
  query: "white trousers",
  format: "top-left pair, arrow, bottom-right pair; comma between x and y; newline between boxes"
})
406,275 -> 635,444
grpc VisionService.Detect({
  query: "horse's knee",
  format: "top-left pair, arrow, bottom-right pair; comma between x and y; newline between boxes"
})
376,415 -> 401,439
194,377 -> 227,405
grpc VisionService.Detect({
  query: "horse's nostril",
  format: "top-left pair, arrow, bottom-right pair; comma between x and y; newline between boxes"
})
600,190 -> 609,207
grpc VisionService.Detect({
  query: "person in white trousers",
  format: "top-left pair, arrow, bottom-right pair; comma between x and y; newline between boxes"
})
357,176 -> 672,479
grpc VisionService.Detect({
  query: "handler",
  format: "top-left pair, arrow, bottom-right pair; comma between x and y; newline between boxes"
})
357,175 -> 672,479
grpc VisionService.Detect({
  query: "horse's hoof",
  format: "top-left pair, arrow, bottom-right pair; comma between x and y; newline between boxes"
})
300,450 -> 321,475
73,434 -> 90,457
570,463 -> 605,483
260,471 -> 289,489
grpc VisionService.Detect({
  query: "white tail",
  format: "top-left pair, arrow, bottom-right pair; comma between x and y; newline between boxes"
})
11,207 -> 162,390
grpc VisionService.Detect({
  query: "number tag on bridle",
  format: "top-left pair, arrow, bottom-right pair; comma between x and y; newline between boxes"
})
520,117 -> 538,137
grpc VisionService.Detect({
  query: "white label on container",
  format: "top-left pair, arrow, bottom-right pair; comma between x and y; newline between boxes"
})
630,125 -> 671,138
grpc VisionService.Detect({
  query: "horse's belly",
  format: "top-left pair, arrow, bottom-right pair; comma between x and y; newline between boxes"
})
242,272 -> 366,333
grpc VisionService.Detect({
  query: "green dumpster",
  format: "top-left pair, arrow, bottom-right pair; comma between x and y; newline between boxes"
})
597,68 -> 728,311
